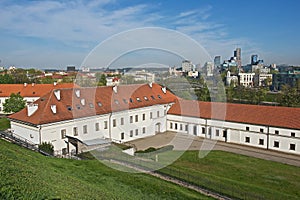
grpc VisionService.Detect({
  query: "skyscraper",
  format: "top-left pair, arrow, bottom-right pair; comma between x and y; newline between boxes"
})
234,48 -> 241,68
251,54 -> 258,65
214,56 -> 221,68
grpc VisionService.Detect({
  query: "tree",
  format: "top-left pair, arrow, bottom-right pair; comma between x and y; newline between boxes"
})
279,85 -> 300,107
38,142 -> 54,155
3,93 -> 26,113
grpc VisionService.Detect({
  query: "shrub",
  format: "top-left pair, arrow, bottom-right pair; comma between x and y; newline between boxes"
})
38,142 -> 54,156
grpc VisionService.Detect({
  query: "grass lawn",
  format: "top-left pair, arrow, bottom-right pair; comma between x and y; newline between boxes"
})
0,117 -> 10,130
0,139 -> 210,200
158,151 -> 300,200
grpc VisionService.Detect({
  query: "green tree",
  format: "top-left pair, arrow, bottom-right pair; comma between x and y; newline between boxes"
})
279,85 -> 300,107
38,142 -> 54,155
3,93 -> 26,113
97,73 -> 107,86
0,74 -> 14,84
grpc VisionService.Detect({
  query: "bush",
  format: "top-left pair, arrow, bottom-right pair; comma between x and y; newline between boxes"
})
38,142 -> 54,156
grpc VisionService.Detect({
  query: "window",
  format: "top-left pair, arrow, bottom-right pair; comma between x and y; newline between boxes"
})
246,127 -> 250,131
202,127 -> 206,134
260,128 -> 264,133
67,106 -> 72,111
61,129 -> 66,139
170,122 -> 173,129
113,119 -> 116,127
95,123 -> 99,131
185,125 -> 188,131
135,115 -> 138,122
130,116 -> 133,123
142,113 -> 145,121
259,139 -> 264,145
291,132 -> 296,137
83,125 -> 87,134
157,111 -> 160,118
290,144 -> 296,151
104,121 -> 108,129
130,130 -> 133,137
223,130 -> 227,138
73,127 -> 78,136
121,132 -> 125,140
193,126 -> 197,135
150,112 -> 153,119
135,129 -> 138,136
97,102 -> 102,107
89,103 -> 94,108
275,130 -> 279,135
142,127 -> 146,134
274,141 -> 279,148
151,95 -> 155,100
208,127 -> 212,135
114,100 -> 119,104
62,148 -> 68,155
144,96 -> 148,101
123,99 -> 128,104
129,98 -> 133,103
216,129 -> 220,137
180,124 -> 183,131
136,97 -> 141,102
245,137 -> 250,143
175,123 -> 178,130
120,118 -> 124,125
157,95 -> 162,99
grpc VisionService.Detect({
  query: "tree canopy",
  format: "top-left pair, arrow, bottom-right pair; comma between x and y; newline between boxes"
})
3,93 -> 26,113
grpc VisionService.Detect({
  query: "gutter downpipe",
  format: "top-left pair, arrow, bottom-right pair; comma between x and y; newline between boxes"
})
267,126 -> 269,150
108,113 -> 112,142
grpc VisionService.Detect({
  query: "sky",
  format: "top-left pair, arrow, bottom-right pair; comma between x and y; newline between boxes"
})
0,0 -> 299,69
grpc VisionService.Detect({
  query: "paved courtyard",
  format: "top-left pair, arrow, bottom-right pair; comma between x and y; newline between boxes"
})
129,131 -> 300,167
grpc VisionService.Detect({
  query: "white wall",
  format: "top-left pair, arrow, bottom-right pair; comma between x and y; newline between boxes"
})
10,121 -> 40,145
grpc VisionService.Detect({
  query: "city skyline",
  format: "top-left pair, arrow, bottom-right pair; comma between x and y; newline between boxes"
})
0,0 -> 300,69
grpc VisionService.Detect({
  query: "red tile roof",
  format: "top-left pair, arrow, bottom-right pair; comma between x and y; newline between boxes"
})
8,83 -> 177,125
168,99 -> 300,130
0,83 -> 78,97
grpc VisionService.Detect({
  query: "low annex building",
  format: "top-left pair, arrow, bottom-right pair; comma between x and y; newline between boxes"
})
8,83 -> 300,156
0,83 -> 77,113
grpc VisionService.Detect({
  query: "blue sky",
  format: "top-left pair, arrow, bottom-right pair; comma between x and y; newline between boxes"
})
0,0 -> 299,69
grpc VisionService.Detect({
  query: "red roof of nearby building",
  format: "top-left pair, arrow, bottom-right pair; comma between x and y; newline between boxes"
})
9,83 -> 177,125
0,83 -> 78,97
168,99 -> 300,130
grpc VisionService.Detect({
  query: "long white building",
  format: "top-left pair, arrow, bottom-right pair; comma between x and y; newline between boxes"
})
8,83 -> 300,156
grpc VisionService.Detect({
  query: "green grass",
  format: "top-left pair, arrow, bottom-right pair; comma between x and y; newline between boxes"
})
158,151 -> 300,200
0,139 -> 210,200
0,117 -> 10,130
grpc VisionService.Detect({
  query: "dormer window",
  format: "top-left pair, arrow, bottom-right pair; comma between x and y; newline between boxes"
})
76,104 -> 81,109
158,95 -> 162,99
129,98 -> 133,103
89,103 -> 94,108
97,102 -> 102,107
136,97 -> 141,102
144,96 -> 149,101
151,95 -> 155,100
123,99 -> 128,104
114,100 -> 119,104
67,106 -> 72,111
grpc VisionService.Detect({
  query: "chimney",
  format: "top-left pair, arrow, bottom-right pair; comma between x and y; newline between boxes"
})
113,85 -> 117,94
31,83 -> 35,87
53,82 -> 57,86
81,98 -> 85,106
75,89 -> 80,98
54,90 -> 61,101
50,105 -> 57,114
162,87 -> 167,94
149,82 -> 153,88
27,104 -> 38,117
24,83 -> 27,87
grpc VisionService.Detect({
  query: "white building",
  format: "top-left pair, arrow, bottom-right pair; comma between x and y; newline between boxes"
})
225,71 -> 238,86
239,73 -> 255,87
9,83 -> 175,155
0,83 -> 77,114
182,60 -> 194,72
253,73 -> 273,87
8,83 -> 300,156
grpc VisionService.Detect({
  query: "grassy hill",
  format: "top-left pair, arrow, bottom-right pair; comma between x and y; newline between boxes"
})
0,139 -> 209,200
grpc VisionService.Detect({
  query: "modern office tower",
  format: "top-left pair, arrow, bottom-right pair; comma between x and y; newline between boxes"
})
251,54 -> 258,65
234,48 -> 241,68
214,56 -> 221,68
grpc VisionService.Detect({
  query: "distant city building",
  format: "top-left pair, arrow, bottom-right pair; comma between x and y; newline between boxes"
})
226,71 -> 238,86
251,55 -> 258,65
214,56 -> 221,68
239,72 -> 255,87
253,73 -> 273,87
67,65 -> 76,72
203,62 -> 214,77
181,60 -> 194,72
234,48 -> 242,68
106,77 -> 120,86
272,66 -> 300,91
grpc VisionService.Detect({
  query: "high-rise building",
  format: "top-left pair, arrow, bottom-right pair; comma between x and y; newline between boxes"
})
234,48 -> 241,68
181,60 -> 193,72
214,56 -> 221,68
251,55 -> 258,65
